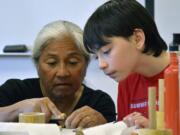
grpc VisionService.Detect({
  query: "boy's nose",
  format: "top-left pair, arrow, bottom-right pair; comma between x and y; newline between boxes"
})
98,57 -> 108,70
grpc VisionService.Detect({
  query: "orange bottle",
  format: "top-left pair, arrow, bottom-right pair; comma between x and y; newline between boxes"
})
164,45 -> 179,135
173,33 -> 180,134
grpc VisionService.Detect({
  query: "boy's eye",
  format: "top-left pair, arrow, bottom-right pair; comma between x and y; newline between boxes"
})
103,49 -> 111,55
93,54 -> 98,60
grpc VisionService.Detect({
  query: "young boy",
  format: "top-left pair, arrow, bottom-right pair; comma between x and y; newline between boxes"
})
83,0 -> 169,128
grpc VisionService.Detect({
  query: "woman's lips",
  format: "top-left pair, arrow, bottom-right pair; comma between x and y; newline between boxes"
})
54,83 -> 71,88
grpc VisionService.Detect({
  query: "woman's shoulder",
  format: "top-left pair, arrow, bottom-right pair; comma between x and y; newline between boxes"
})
83,84 -> 112,98
0,78 -> 40,93
2,78 -> 39,87
77,85 -> 115,108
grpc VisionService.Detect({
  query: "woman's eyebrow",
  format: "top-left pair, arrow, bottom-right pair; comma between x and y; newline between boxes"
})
45,50 -> 82,56
67,51 -> 83,57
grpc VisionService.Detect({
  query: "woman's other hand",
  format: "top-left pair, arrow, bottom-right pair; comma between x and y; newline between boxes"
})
65,106 -> 107,128
15,97 -> 62,122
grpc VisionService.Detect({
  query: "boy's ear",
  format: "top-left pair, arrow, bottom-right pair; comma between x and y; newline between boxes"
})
133,28 -> 145,51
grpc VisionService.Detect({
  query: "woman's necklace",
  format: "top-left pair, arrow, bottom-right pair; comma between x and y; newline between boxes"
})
40,80 -> 84,116
65,85 -> 84,116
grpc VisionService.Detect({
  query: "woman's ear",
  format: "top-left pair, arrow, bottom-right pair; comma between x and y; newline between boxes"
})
133,28 -> 145,51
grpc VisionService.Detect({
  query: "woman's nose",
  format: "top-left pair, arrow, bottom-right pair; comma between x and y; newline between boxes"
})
56,65 -> 70,77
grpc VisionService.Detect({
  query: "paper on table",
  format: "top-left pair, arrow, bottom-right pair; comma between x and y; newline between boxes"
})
0,131 -> 29,135
60,121 -> 127,135
60,128 -> 75,135
59,121 -> 127,135
0,122 -> 60,135
83,121 -> 127,135
0,121 -> 127,135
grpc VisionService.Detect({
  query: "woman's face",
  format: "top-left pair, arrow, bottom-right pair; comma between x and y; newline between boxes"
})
37,38 -> 87,98
96,36 -> 141,82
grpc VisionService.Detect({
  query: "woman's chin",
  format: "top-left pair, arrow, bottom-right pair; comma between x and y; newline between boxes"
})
51,90 -> 74,98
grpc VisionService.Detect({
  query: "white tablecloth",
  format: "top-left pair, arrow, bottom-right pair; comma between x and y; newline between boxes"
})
0,121 -> 128,135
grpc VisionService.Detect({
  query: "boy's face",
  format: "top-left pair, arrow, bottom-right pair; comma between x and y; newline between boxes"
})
95,36 -> 141,82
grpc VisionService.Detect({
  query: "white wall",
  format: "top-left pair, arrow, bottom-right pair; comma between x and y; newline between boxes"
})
0,0 -> 148,109
0,0 -> 107,52
0,0 -> 119,107
155,0 -> 180,45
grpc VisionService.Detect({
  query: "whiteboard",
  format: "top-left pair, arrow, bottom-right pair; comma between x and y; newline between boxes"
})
0,0 -> 107,52
0,0 -> 145,52
0,0 -> 145,108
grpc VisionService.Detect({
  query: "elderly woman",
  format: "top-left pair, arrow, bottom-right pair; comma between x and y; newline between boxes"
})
0,20 -> 116,128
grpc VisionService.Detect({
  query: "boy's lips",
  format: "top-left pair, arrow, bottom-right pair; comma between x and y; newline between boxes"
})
106,71 -> 116,78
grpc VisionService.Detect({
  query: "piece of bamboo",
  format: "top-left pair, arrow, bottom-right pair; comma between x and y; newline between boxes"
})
156,79 -> 165,129
158,79 -> 164,112
148,87 -> 157,129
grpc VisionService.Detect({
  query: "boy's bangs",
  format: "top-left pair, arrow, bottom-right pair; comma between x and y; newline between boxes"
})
83,24 -> 109,54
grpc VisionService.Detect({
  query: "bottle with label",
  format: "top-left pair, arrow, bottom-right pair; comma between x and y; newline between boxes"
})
164,40 -> 179,135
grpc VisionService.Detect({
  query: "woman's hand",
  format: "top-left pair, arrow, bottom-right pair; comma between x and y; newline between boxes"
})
15,97 -> 62,122
123,112 -> 149,128
65,106 -> 107,128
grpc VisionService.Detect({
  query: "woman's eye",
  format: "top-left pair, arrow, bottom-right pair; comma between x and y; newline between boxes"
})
69,61 -> 78,65
46,60 -> 56,66
68,59 -> 79,65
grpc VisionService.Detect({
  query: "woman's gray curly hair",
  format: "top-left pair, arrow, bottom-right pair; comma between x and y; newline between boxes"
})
32,20 -> 90,67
